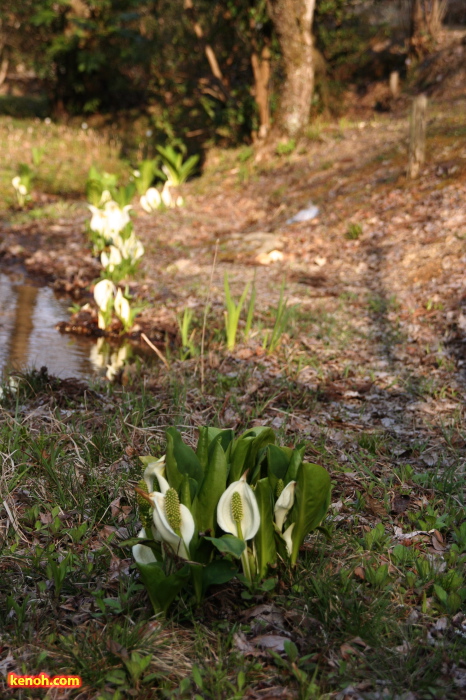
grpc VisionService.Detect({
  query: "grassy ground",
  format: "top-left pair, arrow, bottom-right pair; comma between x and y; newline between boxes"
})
0,356 -> 464,699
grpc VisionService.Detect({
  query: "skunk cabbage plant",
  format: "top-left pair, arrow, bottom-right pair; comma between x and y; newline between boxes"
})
129,426 -> 331,614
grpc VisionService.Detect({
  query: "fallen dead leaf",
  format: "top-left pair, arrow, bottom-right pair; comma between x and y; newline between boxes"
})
250,634 -> 290,653
353,566 -> 365,580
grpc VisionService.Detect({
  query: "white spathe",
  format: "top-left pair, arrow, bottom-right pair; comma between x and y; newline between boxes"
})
114,288 -> 131,324
103,200 -> 132,233
132,528 -> 158,565
93,279 -> 116,312
12,176 -> 28,196
282,523 -> 295,557
217,473 -> 260,541
274,481 -> 296,532
140,187 -> 162,213
143,456 -> 168,493
101,245 -> 122,272
150,491 -> 195,560
161,181 -> 173,208
88,205 -> 108,234
119,233 -> 144,262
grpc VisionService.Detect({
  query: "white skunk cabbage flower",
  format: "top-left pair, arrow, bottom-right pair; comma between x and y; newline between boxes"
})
93,279 -> 115,312
103,200 -> 132,233
114,288 -> 131,324
105,343 -> 131,381
217,473 -> 260,541
162,166 -> 174,185
119,233 -> 144,262
274,481 -> 296,532
282,523 -> 295,557
12,176 -> 28,196
150,488 -> 195,560
176,195 -> 184,208
89,337 -> 109,369
100,189 -> 112,204
132,528 -> 158,565
143,456 -> 168,494
101,245 -> 122,272
88,205 -> 108,234
161,181 -> 173,208
140,187 -> 161,213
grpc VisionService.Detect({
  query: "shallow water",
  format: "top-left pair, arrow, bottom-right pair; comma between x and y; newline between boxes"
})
0,272 -> 112,380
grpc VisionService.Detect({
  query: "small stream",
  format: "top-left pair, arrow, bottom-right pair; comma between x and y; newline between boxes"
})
0,272 -> 129,381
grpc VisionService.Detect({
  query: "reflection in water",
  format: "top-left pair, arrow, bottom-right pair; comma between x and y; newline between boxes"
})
90,338 -> 133,380
0,273 -> 133,381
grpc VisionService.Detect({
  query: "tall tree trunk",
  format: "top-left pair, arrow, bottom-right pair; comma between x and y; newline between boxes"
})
251,45 -> 271,139
266,0 -> 316,136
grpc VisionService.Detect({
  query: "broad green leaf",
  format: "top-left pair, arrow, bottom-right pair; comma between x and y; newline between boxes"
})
254,478 -> 277,577
165,427 -> 203,492
205,534 -> 246,558
195,427 -> 212,470
197,427 -> 234,468
266,444 -> 292,490
136,562 -> 190,614
180,477 -> 192,509
289,462 -> 331,565
246,428 -> 276,484
284,442 -> 306,483
228,437 -> 254,483
86,179 -> 103,206
202,559 -> 237,593
191,441 -> 227,534
208,429 -> 234,461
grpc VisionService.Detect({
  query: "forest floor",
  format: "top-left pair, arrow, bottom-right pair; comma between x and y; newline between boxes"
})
1,38 -> 466,699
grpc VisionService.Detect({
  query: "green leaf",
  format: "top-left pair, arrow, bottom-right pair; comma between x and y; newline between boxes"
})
86,178 -> 103,206
191,441 -> 227,534
208,429 -> 235,461
202,559 -> 238,593
266,444 -> 292,491
205,534 -> 246,558
180,477 -> 192,509
228,437 -> 254,483
434,584 -> 448,604
195,427 -> 213,470
246,428 -> 276,483
197,427 -> 234,469
165,427 -> 203,492
139,455 -> 161,467
254,478 -> 277,577
284,442 -> 306,483
289,462 -> 331,565
136,562 -> 190,614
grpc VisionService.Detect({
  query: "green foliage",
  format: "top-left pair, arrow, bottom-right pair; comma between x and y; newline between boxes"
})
133,160 -> 158,195
345,222 -> 363,240
155,145 -> 199,186
276,139 -> 296,156
224,274 -> 250,351
8,0 -> 152,113
263,283 -> 293,353
131,426 -> 331,614
178,308 -> 197,360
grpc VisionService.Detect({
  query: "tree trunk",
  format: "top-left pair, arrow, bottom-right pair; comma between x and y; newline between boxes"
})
410,0 -> 427,58
266,0 -> 316,136
251,45 -> 271,139
410,0 -> 446,58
